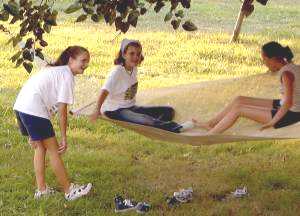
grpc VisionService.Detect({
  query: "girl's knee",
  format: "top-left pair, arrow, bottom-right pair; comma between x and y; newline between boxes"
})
42,137 -> 59,151
233,96 -> 246,105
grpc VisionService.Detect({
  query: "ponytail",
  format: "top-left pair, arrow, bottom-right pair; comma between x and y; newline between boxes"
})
262,41 -> 294,63
50,46 -> 89,66
283,46 -> 294,62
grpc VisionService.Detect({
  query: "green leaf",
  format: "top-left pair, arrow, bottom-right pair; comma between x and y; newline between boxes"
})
0,11 -> 9,21
35,49 -> 44,60
22,49 -> 34,62
120,22 -> 130,33
180,0 -> 190,9
154,1 -> 165,13
15,58 -> 24,67
128,10 -> 139,27
83,6 -> 94,15
64,3 -> 82,14
164,11 -> 173,22
76,14 -> 87,22
43,23 -> 51,33
182,20 -> 197,31
25,38 -> 34,49
10,51 -> 22,63
140,7 -> 147,15
23,62 -> 33,73
171,19 -> 180,30
3,2 -> 19,16
6,37 -> 14,46
175,10 -> 184,18
91,14 -> 101,22
12,35 -> 22,47
44,16 -> 57,26
39,40 -> 48,47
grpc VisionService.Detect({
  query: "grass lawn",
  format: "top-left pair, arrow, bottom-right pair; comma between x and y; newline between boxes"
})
1,0 -> 300,215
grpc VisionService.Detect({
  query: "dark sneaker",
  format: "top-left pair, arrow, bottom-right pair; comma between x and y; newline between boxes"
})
114,195 -> 137,213
166,196 -> 181,208
136,202 -> 151,214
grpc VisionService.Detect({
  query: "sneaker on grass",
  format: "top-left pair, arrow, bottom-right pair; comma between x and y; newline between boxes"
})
173,187 -> 193,203
34,186 -> 55,199
114,195 -> 137,213
65,183 -> 92,201
136,202 -> 151,214
231,186 -> 248,198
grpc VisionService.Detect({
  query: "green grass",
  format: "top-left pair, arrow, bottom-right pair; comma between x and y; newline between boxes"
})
1,0 -> 300,215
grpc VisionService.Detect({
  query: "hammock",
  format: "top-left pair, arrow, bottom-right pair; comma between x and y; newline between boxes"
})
10,24 -> 300,145
71,72 -> 300,145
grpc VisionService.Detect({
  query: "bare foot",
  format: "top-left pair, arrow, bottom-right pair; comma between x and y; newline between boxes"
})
192,118 -> 212,131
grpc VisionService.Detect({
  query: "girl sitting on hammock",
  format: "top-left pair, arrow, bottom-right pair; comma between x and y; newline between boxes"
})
193,41 -> 300,134
90,39 -> 193,133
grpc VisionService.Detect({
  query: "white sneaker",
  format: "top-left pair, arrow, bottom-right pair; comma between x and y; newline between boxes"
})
65,183 -> 92,201
231,186 -> 248,198
180,121 -> 195,132
173,187 -> 193,203
34,186 -> 55,199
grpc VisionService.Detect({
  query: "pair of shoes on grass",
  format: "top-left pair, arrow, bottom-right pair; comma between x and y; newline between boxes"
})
34,183 -> 92,201
114,195 -> 151,214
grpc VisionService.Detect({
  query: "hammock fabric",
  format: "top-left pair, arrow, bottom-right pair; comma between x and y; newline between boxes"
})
71,72 -> 300,145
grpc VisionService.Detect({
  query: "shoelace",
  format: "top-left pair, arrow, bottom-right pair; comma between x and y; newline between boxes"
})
123,199 -> 136,207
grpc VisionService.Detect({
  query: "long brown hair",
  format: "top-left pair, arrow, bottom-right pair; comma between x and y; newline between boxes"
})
50,46 -> 89,66
114,42 -> 144,65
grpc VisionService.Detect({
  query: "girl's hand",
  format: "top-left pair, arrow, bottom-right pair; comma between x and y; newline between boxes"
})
260,122 -> 274,131
90,111 -> 101,123
58,138 -> 67,154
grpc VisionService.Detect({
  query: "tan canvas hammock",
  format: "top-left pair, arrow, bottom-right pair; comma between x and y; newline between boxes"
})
71,72 -> 300,146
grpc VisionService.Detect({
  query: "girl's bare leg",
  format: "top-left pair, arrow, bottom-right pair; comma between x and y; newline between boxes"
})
33,141 -> 47,191
193,96 -> 273,130
42,137 -> 71,193
208,104 -> 273,134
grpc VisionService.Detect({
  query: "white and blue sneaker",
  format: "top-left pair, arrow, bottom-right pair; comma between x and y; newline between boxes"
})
114,195 -> 137,213
173,187 -> 193,203
135,202 -> 151,214
65,183 -> 92,201
231,186 -> 248,198
34,186 -> 55,199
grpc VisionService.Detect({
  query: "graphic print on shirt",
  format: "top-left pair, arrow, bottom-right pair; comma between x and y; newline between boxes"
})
124,82 -> 138,100
49,104 -> 59,117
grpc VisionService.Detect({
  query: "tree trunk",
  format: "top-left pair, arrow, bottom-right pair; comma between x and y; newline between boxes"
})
230,3 -> 246,43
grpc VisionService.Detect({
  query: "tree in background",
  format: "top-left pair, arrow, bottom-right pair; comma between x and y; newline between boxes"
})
0,0 -> 197,72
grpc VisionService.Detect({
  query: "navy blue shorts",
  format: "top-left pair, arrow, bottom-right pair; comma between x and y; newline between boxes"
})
271,99 -> 300,128
15,111 -> 55,141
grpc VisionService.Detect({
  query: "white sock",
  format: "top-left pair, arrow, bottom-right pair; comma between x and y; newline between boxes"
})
180,121 -> 195,132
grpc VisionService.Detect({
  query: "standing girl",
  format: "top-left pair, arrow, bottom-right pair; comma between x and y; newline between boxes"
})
90,39 -> 193,133
14,46 -> 92,200
193,41 -> 300,134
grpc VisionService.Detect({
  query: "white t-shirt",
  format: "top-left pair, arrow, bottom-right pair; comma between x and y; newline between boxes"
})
101,65 -> 138,113
13,65 -> 75,119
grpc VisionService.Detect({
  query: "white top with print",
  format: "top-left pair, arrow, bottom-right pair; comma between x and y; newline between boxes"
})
101,65 -> 138,113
